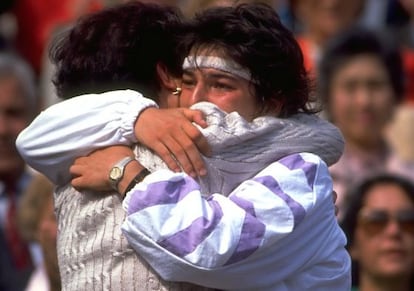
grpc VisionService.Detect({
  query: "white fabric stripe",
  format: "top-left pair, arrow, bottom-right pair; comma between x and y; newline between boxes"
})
261,156 -> 315,209
233,179 -> 295,241
127,184 -> 216,240
183,195 -> 245,267
183,56 -> 251,81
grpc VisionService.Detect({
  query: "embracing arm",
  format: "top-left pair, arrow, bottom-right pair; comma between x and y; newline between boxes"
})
121,153 -> 339,289
16,90 -> 154,185
16,90 -> 210,185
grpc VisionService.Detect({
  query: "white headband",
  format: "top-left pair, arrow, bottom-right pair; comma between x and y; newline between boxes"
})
182,56 -> 251,81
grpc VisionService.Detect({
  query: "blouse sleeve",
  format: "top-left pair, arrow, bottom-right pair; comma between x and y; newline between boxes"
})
16,89 -> 157,185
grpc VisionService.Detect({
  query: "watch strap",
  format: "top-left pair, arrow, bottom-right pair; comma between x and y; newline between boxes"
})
122,168 -> 151,198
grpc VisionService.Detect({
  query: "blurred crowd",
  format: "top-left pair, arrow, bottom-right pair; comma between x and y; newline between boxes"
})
0,0 -> 414,290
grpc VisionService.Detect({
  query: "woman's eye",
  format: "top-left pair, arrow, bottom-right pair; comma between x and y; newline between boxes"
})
182,79 -> 195,87
212,82 -> 232,90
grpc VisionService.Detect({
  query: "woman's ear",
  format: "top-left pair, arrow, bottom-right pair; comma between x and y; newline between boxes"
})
156,62 -> 178,91
262,98 -> 283,117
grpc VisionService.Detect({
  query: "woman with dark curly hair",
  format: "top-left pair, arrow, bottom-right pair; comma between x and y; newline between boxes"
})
341,173 -> 414,291
17,3 -> 349,290
18,2 -> 214,290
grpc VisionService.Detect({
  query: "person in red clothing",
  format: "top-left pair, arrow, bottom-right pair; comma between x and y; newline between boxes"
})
389,0 -> 414,104
11,0 -> 103,76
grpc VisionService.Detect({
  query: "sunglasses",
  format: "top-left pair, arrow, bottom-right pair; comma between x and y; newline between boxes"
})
357,209 -> 414,235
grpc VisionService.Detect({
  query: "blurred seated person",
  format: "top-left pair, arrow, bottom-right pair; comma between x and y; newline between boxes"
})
318,28 -> 414,219
0,52 -> 38,291
17,173 -> 60,291
340,173 -> 414,291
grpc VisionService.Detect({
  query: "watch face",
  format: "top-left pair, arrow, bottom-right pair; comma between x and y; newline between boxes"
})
110,167 -> 122,180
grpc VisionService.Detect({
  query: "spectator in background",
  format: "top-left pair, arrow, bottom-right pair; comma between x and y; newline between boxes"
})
289,0 -> 366,77
370,0 -> 414,184
0,52 -> 38,290
340,173 -> 414,291
0,0 -> 15,51
380,0 -> 414,172
180,0 -> 281,19
17,173 -> 60,291
386,0 -> 414,104
11,0 -> 103,76
180,0 -> 235,18
318,28 -> 414,218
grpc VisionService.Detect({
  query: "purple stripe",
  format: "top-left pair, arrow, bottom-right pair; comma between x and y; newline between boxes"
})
253,175 -> 306,226
225,195 -> 265,265
127,176 -> 200,215
157,199 -> 223,257
278,154 -> 317,188
230,195 -> 256,217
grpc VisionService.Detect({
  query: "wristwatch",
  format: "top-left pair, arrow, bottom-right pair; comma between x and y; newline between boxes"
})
108,156 -> 134,191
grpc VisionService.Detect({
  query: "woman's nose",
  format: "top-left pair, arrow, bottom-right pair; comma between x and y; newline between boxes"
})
189,85 -> 207,105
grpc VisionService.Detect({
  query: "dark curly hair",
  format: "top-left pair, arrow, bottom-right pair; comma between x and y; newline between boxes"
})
50,2 -> 184,100
179,3 -> 314,117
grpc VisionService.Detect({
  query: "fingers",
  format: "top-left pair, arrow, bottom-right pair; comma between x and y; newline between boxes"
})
170,128 -> 207,177
69,162 -> 82,177
134,107 -> 210,177
150,139 -> 183,173
151,129 -> 206,177
69,164 -> 86,190
183,109 -> 208,128
180,109 -> 211,156
184,123 -> 211,157
71,176 -> 84,191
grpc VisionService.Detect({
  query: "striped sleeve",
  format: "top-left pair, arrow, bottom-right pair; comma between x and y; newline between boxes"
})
121,152 -> 331,283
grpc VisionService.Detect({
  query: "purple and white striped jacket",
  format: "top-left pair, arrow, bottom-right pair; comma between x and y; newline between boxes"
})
122,152 -> 351,291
